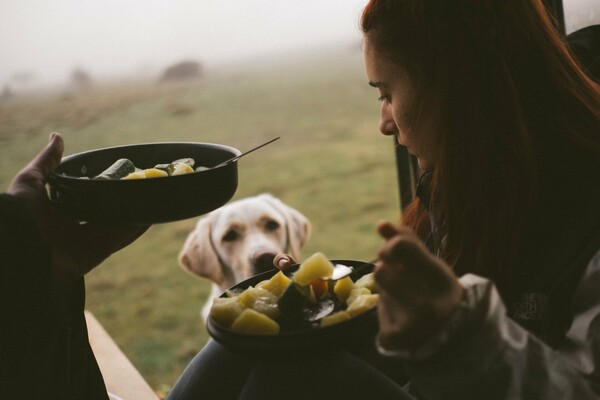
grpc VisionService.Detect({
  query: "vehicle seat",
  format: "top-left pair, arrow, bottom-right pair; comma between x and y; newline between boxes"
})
567,24 -> 600,82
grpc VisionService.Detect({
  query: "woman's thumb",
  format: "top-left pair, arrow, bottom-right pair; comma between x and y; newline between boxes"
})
30,132 -> 64,177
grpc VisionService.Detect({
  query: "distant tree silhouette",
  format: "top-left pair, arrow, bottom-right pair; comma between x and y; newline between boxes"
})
0,85 -> 14,101
71,68 -> 93,91
159,60 -> 202,83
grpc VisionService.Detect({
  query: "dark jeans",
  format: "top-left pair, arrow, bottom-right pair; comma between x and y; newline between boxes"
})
167,339 -> 413,400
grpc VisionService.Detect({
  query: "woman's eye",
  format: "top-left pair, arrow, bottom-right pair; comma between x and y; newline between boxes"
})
265,219 -> 280,231
222,229 -> 239,242
378,95 -> 391,104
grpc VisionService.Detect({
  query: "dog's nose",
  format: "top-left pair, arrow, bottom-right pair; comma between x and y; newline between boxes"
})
251,252 -> 277,274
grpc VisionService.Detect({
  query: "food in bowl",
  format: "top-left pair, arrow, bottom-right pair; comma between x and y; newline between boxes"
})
209,252 -> 379,335
84,157 -> 206,180
48,142 -> 240,224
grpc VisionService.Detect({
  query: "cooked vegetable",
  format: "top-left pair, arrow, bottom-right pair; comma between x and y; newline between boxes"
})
143,168 -> 169,178
121,171 -> 146,180
172,163 -> 194,175
346,293 -> 379,317
210,297 -> 244,328
230,309 -> 280,334
333,276 -> 354,304
238,287 -> 280,319
354,273 -> 376,292
347,287 -> 371,306
94,159 -> 136,180
320,310 -> 351,327
256,271 -> 292,297
293,252 -> 334,285
210,253 -> 378,334
92,157 -> 197,180
171,158 -> 195,167
154,158 -> 196,176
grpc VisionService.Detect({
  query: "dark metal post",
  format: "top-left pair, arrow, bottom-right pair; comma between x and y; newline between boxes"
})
394,136 -> 419,211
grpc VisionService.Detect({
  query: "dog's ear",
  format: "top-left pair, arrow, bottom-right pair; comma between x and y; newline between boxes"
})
178,216 -> 224,285
260,193 -> 311,261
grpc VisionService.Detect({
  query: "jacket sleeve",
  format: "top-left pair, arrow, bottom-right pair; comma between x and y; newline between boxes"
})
0,193 -> 52,328
377,249 -> 600,400
0,194 -> 108,398
0,194 -> 53,387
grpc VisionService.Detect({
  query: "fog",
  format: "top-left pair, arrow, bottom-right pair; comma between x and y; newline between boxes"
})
0,0 -> 368,89
3,0 -> 599,92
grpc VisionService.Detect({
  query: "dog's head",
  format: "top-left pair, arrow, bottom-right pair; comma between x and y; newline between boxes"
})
178,193 -> 311,291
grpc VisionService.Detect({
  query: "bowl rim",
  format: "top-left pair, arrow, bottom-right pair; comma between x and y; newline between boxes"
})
51,141 -> 242,181
206,259 -> 378,353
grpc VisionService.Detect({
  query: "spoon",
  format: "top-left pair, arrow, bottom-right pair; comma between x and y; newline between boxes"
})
211,137 -> 280,169
325,260 -> 377,281
327,263 -> 354,280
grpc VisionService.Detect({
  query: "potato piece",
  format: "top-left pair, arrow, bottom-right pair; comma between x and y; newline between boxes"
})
354,272 -> 376,292
121,171 -> 146,180
210,297 -> 244,328
293,252 -> 334,285
256,271 -> 292,297
346,294 -> 379,317
333,276 -> 354,304
172,162 -> 195,176
143,168 -> 169,178
320,311 -> 351,327
238,287 -> 280,319
347,287 -> 371,306
231,309 -> 280,334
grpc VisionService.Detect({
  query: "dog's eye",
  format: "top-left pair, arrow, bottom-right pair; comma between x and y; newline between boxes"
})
222,229 -> 239,242
265,220 -> 280,231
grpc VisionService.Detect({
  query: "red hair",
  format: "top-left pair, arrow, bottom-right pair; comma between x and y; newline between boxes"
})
362,0 -> 600,291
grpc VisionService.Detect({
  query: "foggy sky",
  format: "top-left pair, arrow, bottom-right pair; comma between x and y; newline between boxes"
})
0,0 -> 368,87
3,0 -> 598,89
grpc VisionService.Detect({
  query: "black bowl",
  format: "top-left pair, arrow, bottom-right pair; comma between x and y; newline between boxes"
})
206,259 -> 378,356
48,142 -> 240,224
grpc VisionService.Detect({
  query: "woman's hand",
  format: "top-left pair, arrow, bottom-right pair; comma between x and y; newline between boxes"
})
375,221 -> 464,352
273,253 -> 297,271
8,133 -> 150,281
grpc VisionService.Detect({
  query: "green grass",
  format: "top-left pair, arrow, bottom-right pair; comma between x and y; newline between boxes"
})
0,45 -> 401,394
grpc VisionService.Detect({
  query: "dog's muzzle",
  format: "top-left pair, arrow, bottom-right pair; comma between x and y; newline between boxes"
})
251,251 -> 278,274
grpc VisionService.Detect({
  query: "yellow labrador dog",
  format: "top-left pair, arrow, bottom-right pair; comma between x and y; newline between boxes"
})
179,193 -> 311,321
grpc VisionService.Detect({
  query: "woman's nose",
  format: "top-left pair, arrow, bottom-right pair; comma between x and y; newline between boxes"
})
379,102 -> 397,136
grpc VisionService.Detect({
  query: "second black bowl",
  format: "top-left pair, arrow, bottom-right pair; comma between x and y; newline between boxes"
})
206,259 -> 378,356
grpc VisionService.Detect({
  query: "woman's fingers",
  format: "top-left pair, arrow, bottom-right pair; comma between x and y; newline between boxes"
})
376,220 -> 402,239
274,253 -> 297,271
374,223 -> 464,349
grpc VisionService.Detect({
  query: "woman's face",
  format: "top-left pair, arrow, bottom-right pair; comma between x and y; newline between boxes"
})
363,37 -> 439,171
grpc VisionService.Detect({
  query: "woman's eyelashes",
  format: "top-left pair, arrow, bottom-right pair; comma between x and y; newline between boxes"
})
378,94 -> 391,103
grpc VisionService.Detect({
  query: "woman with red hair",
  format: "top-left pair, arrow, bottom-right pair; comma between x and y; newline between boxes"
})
168,1 -> 600,398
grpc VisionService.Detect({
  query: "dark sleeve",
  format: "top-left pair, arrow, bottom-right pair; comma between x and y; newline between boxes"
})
0,194 -> 53,392
0,194 -> 108,399
0,193 -> 52,345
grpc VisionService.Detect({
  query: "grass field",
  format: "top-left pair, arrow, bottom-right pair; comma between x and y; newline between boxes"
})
0,44 -> 402,396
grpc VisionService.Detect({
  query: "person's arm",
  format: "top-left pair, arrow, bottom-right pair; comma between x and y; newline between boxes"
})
6,132 -> 149,281
1,133 -> 148,398
0,193 -> 54,393
379,252 -> 600,399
